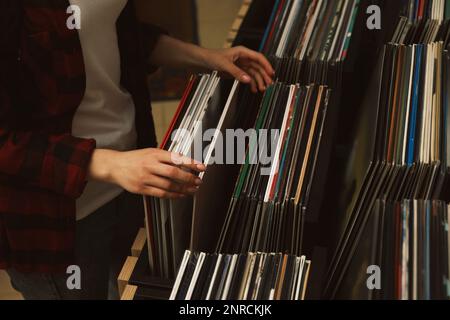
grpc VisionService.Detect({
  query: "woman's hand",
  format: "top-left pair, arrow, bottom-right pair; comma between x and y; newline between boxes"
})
200,46 -> 275,93
150,36 -> 274,93
89,149 -> 206,199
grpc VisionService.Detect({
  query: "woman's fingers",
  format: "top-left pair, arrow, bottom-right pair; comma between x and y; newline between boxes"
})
156,150 -> 206,172
247,67 -> 267,92
148,150 -> 203,189
238,60 -> 264,92
141,186 -> 186,199
236,46 -> 274,76
233,48 -> 274,92
145,175 -> 199,195
221,60 -> 252,84
249,61 -> 274,87
249,78 -> 258,93
151,163 -> 202,186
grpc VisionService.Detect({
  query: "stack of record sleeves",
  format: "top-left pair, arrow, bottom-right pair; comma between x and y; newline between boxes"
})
259,0 -> 360,84
325,16 -> 450,299
170,250 -> 311,300
145,73 -> 262,279
406,0 -> 450,22
369,200 -> 450,300
217,84 -> 331,255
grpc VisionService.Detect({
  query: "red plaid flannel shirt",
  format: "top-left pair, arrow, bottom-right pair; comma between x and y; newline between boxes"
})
0,0 -> 164,273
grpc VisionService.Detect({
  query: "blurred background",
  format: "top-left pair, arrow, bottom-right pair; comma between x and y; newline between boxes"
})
0,0 -> 243,300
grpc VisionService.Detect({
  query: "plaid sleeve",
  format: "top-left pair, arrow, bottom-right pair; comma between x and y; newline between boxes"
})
0,128 -> 96,200
0,0 -> 96,200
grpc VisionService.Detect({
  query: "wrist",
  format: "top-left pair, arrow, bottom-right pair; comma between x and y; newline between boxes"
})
194,46 -> 213,70
151,35 -> 212,71
88,149 -> 120,184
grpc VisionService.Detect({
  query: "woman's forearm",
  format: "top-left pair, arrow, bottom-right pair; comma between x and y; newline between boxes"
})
149,35 -> 210,70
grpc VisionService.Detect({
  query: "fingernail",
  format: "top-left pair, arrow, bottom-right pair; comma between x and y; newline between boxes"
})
197,164 -> 206,171
242,75 -> 251,82
195,178 -> 203,186
188,187 -> 200,193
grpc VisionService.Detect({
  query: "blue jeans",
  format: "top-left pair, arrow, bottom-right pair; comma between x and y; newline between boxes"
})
7,192 -> 144,300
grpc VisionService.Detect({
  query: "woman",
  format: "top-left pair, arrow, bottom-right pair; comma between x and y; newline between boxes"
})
0,0 -> 273,299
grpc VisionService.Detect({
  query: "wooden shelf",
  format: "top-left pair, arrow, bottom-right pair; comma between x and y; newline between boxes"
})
117,227 -> 146,300
224,0 -> 253,48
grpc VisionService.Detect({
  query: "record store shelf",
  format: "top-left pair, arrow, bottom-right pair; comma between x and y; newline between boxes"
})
119,0 -> 450,300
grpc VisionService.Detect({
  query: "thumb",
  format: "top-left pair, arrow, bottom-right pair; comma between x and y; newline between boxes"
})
223,61 -> 251,84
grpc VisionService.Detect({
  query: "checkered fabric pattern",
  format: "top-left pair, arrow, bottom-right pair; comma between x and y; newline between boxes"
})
0,0 -> 164,273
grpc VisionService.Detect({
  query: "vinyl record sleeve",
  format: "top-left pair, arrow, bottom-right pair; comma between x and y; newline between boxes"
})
185,252 -> 207,300
175,252 -> 199,300
191,253 -> 214,300
169,250 -> 192,300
